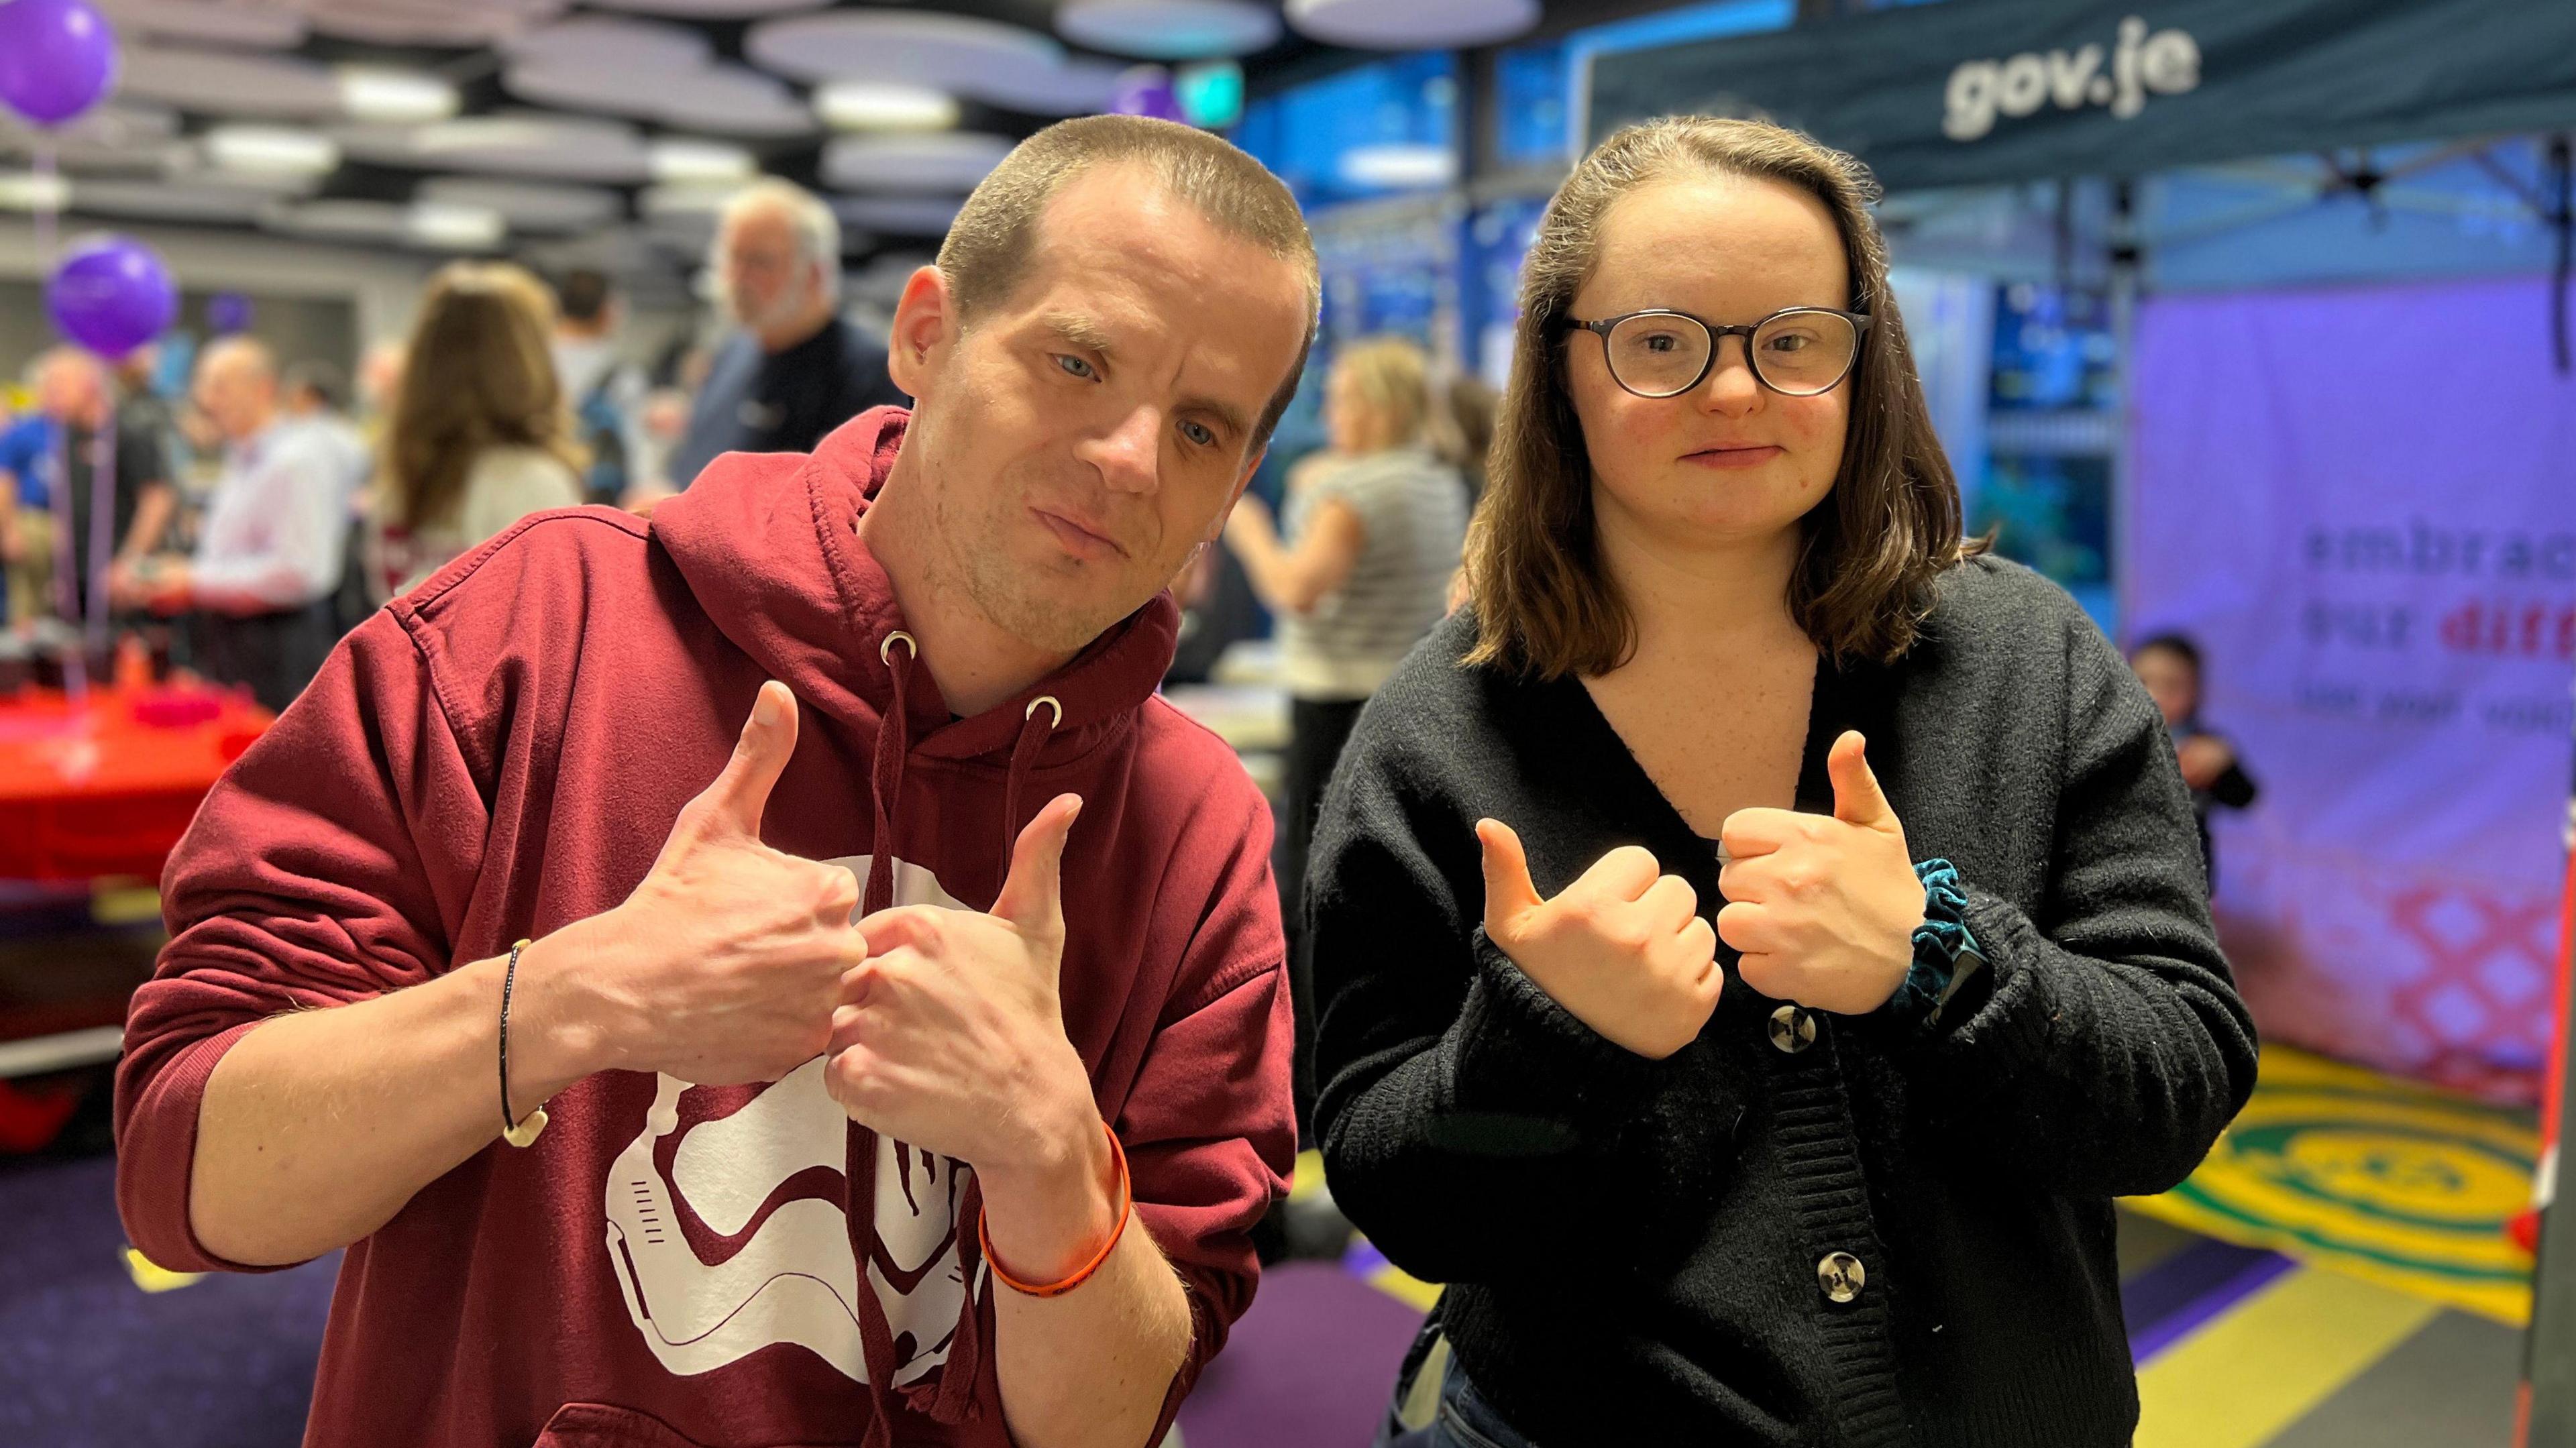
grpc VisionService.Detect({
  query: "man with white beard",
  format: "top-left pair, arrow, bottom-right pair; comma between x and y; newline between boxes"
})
664,178 -> 905,492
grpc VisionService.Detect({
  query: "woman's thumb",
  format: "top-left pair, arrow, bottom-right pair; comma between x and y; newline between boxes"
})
1476,818 -> 1544,932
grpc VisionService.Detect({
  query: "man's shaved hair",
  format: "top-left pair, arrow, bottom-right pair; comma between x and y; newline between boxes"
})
936,114 -> 1320,445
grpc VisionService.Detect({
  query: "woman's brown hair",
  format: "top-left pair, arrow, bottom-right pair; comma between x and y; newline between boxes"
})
1464,116 -> 1976,677
383,262 -> 586,531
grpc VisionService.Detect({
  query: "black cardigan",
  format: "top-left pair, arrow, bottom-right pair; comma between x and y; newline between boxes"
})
1307,556 -> 2259,1448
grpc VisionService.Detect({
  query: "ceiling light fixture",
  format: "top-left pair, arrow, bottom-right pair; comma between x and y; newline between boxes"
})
0,170 -> 73,211
338,68 -> 460,124
408,201 -> 506,248
205,125 -> 340,176
814,81 -> 960,132
1285,0 -> 1540,49
1056,0 -> 1281,60
649,137 -> 756,183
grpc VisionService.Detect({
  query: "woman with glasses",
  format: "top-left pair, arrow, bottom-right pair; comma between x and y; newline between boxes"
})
1307,117 -> 2255,1448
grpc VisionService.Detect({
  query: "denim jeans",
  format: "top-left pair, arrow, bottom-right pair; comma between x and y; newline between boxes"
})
1386,1361 -> 1542,1448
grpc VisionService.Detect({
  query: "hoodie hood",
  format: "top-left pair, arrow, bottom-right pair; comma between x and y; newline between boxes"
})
648,405 -> 1181,771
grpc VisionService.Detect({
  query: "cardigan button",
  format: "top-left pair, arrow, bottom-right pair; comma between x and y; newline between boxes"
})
1768,1005 -> 1817,1054
1818,1251 -> 1866,1304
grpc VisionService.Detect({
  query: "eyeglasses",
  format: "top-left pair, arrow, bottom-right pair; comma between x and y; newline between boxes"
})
1557,307 -> 1873,399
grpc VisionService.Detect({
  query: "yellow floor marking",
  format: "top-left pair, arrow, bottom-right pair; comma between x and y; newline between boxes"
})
91,881 -> 163,927
1289,1149 -> 1326,1205
2135,1265 -> 2442,1448
121,1245 -> 203,1294
1364,1263 -> 1442,1311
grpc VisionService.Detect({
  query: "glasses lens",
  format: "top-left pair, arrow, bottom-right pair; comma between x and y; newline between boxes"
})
1751,311 -> 1859,396
1605,314 -> 1711,398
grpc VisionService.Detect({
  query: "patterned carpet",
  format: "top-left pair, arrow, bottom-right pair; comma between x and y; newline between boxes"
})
2124,1045 -> 2538,1325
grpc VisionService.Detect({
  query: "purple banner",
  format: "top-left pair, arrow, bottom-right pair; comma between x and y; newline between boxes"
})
2126,278 -> 2576,1101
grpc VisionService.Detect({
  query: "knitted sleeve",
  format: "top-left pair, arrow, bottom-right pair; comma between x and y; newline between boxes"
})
1890,609 -> 2259,1198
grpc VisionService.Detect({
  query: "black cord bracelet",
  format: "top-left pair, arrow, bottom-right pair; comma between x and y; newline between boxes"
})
499,937 -> 547,1148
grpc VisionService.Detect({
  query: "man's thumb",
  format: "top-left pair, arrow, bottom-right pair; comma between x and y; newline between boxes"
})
692,681 -> 799,841
994,793 -> 1082,938
1829,730 -> 1895,829
1476,819 -> 1545,934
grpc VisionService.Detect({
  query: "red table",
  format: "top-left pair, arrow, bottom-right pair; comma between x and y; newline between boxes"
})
0,682 -> 272,883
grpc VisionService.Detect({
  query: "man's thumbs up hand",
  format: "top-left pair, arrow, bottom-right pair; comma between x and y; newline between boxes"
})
828,794 -> 1105,1206
529,681 -> 871,1090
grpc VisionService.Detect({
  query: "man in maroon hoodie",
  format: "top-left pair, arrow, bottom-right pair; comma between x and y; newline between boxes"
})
115,115 -> 1315,1448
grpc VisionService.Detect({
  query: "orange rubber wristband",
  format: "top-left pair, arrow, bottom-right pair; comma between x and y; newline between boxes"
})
979,1123 -> 1132,1300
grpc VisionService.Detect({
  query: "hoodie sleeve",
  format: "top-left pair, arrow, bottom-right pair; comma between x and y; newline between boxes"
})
1110,776 -> 1296,1445
114,610 -> 488,1273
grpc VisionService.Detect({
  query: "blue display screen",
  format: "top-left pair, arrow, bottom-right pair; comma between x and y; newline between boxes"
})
1232,52 -> 1459,208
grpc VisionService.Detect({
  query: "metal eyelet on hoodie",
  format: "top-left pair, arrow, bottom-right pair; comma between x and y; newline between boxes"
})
1001,694 -> 1063,860
879,630 -> 916,665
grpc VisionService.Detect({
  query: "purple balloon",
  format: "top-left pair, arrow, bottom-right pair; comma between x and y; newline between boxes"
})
47,234 -> 176,359
0,0 -> 119,127
1110,68 -> 1185,124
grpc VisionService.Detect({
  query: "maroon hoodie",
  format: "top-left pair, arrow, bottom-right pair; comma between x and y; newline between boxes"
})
115,408 -> 1296,1448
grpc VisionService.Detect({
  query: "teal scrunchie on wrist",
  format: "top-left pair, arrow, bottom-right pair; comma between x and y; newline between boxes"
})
1879,859 -> 1980,1027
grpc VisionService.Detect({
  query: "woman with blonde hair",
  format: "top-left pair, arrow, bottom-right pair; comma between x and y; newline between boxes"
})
374,262 -> 586,596
1308,117 -> 2255,1447
1225,334 -> 1469,1136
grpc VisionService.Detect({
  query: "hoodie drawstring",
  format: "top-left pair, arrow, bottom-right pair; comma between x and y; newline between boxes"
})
852,629 -> 916,1447
863,630 -> 918,920
847,632 -> 1061,1443
1004,695 -> 1062,864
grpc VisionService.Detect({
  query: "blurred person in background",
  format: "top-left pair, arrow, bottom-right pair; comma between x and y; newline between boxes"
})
0,373 -> 29,627
348,342 -> 409,507
374,262 -> 586,597
122,337 -> 350,712
0,386 -> 11,624
0,347 -> 180,630
282,358 -> 382,636
1223,335 -> 1468,1137
0,361 -> 55,627
663,178 -> 904,492
551,266 -> 651,508
356,339 -> 407,431
111,344 -> 182,473
284,359 -> 373,498
1426,370 -> 1497,506
2130,632 -> 2260,891
1430,372 -> 1499,614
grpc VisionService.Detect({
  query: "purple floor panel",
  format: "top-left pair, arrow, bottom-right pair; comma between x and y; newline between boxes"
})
1177,1261 -> 1427,1448
0,1153 -> 339,1448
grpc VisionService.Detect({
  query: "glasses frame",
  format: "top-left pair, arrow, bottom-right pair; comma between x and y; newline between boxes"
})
1557,306 -> 1875,399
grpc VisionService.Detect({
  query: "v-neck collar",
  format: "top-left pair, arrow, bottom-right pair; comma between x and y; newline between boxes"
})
1543,647 -> 1899,864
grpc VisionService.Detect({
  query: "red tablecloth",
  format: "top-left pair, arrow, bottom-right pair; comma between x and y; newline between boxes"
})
0,683 -> 272,881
